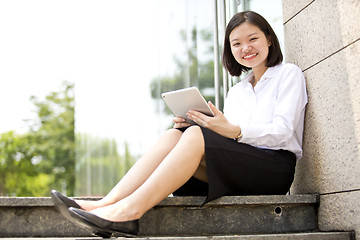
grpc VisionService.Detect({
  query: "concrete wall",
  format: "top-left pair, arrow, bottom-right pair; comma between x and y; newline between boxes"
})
282,0 -> 360,237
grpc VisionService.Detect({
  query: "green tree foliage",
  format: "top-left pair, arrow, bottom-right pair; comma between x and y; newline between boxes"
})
0,82 -> 75,196
0,81 -> 138,197
28,81 -> 75,195
0,131 -> 50,196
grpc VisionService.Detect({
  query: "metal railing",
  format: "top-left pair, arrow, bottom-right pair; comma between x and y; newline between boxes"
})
213,0 -> 247,109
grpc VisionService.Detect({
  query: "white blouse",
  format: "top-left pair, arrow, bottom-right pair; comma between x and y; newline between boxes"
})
223,63 -> 308,160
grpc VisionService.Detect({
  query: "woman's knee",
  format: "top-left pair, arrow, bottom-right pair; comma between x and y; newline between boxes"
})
184,125 -> 202,134
184,125 -> 201,136
182,126 -> 204,145
164,128 -> 183,139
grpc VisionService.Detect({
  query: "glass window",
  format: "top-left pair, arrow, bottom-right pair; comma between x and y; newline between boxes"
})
0,0 -> 216,197
0,0 -> 283,197
74,0 -> 216,196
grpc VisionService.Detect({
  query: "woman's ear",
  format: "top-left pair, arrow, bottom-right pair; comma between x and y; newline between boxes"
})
267,36 -> 272,47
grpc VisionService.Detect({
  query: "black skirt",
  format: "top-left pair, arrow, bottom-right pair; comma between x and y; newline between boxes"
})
173,126 -> 296,204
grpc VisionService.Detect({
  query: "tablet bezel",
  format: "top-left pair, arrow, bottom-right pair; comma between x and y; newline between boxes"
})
161,87 -> 214,124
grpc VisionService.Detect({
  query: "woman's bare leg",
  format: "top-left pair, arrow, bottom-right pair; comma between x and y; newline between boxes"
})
77,128 -> 183,211
193,157 -> 208,183
90,125 -> 205,221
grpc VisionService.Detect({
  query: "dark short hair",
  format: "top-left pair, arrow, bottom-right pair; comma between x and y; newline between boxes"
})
222,11 -> 283,76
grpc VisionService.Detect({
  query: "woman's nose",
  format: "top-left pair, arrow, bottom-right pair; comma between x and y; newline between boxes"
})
242,44 -> 252,53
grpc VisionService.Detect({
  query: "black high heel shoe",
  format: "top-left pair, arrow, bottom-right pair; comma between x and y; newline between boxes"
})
50,190 -> 83,224
68,207 -> 139,238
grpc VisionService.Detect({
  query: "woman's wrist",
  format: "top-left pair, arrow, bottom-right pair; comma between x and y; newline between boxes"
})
233,125 -> 242,142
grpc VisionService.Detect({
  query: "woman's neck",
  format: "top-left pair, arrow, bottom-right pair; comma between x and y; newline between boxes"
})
251,66 -> 268,87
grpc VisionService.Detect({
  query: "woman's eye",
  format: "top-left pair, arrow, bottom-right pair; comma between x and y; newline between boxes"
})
232,43 -> 240,47
250,37 -> 258,41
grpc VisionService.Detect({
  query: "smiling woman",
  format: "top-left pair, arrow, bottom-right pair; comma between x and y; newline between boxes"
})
222,11 -> 283,78
50,10 -> 307,238
229,22 -> 270,84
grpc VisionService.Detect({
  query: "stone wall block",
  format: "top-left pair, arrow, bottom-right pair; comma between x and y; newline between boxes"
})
283,0 -> 360,237
291,39 -> 360,194
282,0 -> 313,23
284,0 -> 360,70
318,191 -> 360,235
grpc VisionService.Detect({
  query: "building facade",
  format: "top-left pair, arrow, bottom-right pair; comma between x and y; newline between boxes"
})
283,0 -> 360,237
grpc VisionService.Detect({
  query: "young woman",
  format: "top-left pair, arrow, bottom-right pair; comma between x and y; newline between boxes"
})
51,11 -> 307,237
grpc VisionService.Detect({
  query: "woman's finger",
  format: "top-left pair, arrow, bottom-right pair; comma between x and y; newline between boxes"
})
173,121 -> 191,128
208,101 -> 223,116
173,116 -> 187,123
187,111 -> 208,127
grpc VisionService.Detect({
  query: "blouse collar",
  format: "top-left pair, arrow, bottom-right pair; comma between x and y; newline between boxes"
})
242,63 -> 282,84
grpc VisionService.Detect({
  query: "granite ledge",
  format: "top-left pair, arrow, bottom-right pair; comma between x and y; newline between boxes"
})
0,194 -> 319,207
0,197 -> 101,207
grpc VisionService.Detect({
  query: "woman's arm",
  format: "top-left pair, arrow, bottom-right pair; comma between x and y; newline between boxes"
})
239,65 -> 308,148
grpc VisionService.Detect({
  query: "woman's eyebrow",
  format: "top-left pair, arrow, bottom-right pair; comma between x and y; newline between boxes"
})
248,32 -> 258,37
230,32 -> 258,42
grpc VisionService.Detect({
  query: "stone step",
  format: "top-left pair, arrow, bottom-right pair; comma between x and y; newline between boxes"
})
0,195 -> 320,237
0,231 -> 355,240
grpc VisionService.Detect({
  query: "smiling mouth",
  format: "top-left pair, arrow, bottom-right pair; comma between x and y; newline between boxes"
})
243,53 -> 257,60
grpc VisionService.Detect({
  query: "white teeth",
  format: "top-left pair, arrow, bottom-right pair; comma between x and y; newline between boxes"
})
243,53 -> 256,59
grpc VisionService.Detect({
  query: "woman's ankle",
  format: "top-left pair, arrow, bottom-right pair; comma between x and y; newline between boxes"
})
75,199 -> 103,211
114,199 -> 144,221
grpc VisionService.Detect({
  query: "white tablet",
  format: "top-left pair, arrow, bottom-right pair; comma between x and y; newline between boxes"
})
161,87 -> 214,124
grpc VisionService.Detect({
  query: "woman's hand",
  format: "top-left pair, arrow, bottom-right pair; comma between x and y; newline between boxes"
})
187,101 -> 241,139
173,116 -> 191,129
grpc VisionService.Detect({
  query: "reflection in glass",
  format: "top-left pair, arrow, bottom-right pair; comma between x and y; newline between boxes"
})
0,0 -> 284,197
75,0 -> 216,196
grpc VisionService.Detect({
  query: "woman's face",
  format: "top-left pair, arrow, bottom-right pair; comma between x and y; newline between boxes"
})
229,22 -> 270,72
